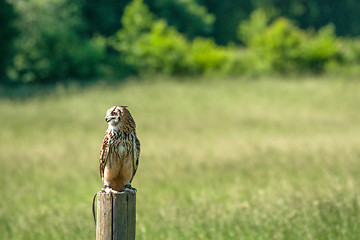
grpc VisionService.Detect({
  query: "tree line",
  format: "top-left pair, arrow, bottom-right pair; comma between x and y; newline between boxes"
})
1,0 -> 360,83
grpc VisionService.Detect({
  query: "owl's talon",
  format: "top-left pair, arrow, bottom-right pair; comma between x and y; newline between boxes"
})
101,185 -> 112,193
124,184 -> 137,194
123,188 -> 137,194
104,188 -> 120,194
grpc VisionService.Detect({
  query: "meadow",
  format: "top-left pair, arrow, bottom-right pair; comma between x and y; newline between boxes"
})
0,76 -> 360,239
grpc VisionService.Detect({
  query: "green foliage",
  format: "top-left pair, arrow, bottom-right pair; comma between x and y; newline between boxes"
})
145,0 -> 215,39
199,0 -> 255,45
298,25 -> 340,71
222,48 -> 270,75
80,0 -> 214,40
324,37 -> 360,76
238,10 -> 341,73
78,0 -> 360,46
202,0 -> 360,44
252,18 -> 305,72
114,0 -> 154,57
112,0 -> 227,76
8,0 -> 105,83
187,38 -> 228,74
2,0 -> 360,82
238,8 -> 273,46
270,0 -> 360,37
0,0 -> 17,81
80,0 -> 129,36
126,20 -> 189,74
121,0 -> 154,37
339,38 -> 360,63
113,0 -> 188,75
112,3 -> 354,76
67,36 -> 107,78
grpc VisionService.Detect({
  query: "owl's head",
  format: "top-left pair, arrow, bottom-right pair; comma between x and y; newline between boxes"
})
105,106 -> 136,132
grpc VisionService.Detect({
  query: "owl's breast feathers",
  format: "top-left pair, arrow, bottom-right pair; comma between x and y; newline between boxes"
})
99,129 -> 140,187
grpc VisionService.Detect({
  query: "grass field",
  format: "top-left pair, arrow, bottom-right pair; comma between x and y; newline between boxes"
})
0,76 -> 360,239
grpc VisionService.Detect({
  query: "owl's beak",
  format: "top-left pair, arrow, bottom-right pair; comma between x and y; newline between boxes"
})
106,115 -> 120,124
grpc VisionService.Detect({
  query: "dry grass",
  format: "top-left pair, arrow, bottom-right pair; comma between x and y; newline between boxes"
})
0,76 -> 360,239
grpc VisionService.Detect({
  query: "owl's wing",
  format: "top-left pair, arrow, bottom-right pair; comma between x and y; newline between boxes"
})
130,133 -> 140,182
99,134 -> 111,180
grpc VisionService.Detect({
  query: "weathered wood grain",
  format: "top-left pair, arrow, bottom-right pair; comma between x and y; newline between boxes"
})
96,191 -> 136,240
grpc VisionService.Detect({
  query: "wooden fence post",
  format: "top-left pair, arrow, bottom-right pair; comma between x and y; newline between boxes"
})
96,191 -> 136,240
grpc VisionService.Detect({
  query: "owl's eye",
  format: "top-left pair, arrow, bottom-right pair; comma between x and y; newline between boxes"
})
112,112 -> 116,116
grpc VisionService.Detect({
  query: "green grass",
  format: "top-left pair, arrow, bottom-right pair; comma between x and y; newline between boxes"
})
1,76 -> 360,239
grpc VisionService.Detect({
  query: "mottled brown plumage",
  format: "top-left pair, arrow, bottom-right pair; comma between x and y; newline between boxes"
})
99,106 -> 140,192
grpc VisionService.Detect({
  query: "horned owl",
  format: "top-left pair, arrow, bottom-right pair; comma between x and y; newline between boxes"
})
99,106 -> 140,193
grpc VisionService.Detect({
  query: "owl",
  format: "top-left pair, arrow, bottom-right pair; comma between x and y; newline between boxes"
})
99,106 -> 140,193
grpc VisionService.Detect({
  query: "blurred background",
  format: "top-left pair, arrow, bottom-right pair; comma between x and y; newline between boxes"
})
1,0 -> 360,239
1,0 -> 360,83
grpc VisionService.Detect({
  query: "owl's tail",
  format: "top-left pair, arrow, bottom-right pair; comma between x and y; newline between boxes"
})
92,192 -> 98,227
